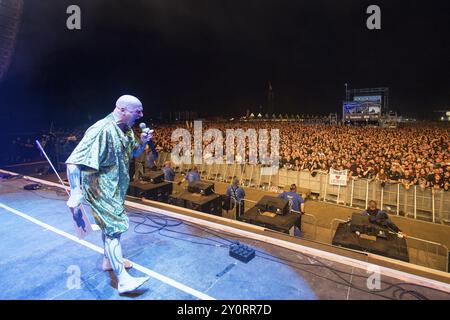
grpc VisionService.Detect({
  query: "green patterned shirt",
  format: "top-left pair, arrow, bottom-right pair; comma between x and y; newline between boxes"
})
66,113 -> 138,236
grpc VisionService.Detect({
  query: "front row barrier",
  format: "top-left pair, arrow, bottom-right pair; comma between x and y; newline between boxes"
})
158,152 -> 449,226
162,154 -> 449,224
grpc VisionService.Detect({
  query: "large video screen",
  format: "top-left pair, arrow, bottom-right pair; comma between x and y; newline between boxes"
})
343,100 -> 381,120
343,101 -> 381,115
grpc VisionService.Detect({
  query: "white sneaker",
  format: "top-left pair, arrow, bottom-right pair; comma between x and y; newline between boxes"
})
118,276 -> 150,294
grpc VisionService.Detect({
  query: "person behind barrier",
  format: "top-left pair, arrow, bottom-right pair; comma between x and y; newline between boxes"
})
162,160 -> 175,182
226,178 -> 246,217
362,200 -> 405,236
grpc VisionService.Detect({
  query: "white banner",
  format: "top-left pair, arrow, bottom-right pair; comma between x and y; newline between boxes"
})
329,168 -> 348,186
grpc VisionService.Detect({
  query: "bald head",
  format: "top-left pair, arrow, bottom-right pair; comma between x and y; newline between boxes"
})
113,94 -> 144,127
116,95 -> 142,110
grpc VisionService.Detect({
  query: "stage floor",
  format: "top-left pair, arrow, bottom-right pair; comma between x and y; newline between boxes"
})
0,175 -> 449,300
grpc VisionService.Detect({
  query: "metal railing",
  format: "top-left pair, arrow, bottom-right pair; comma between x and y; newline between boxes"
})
155,153 -> 450,224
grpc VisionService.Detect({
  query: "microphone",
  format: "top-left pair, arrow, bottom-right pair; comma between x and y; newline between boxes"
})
139,122 -> 154,138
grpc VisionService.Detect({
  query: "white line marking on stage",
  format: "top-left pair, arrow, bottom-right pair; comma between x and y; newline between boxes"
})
0,201 -> 215,300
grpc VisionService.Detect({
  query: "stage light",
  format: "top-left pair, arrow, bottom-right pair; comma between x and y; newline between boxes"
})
0,0 -> 23,83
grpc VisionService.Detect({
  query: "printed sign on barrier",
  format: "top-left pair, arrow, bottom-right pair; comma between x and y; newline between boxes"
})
329,168 -> 348,186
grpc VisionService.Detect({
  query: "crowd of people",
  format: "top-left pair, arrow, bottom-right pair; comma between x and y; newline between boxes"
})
150,121 -> 450,192
2,120 -> 449,192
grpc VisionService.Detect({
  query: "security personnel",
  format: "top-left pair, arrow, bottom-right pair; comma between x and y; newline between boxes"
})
278,184 -> 305,234
162,160 -> 175,182
181,166 -> 200,186
226,178 -> 246,217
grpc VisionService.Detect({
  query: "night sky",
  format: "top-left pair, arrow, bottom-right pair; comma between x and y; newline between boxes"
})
1,0 -> 449,131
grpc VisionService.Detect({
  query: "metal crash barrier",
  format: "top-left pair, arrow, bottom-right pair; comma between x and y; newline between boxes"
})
155,153 -> 449,225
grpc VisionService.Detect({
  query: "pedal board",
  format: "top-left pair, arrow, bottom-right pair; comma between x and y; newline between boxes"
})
229,242 -> 255,263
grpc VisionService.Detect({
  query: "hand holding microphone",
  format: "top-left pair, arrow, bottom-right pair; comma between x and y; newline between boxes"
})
139,122 -> 154,143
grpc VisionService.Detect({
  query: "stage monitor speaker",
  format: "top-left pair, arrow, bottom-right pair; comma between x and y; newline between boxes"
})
128,181 -> 172,202
188,181 -> 214,196
143,170 -> 164,184
169,192 -> 222,216
186,198 -> 222,216
256,195 -> 288,215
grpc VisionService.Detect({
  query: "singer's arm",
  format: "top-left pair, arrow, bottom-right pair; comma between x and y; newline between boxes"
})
67,164 -> 81,192
133,142 -> 147,158
66,163 -> 84,209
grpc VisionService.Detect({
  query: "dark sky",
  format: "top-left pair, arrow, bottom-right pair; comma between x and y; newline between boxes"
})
1,0 -> 449,130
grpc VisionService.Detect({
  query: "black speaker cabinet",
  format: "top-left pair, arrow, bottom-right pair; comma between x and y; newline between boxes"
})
188,181 -> 215,196
143,170 -> 165,184
169,191 -> 222,216
128,181 -> 173,202
256,195 -> 289,215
